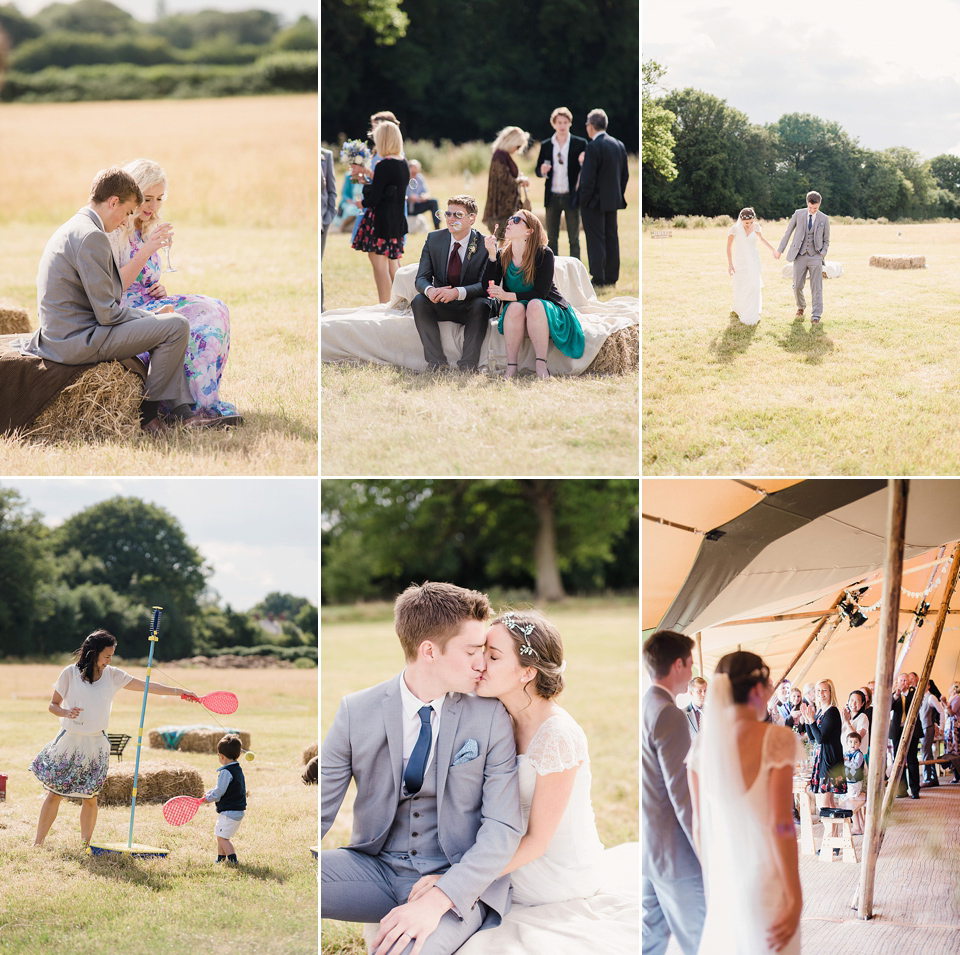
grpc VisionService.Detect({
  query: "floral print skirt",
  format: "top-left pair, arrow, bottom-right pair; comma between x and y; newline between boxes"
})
810,744 -> 848,795
351,208 -> 405,259
30,730 -> 110,798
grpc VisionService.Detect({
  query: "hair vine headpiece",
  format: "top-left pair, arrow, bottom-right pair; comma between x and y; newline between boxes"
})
502,612 -> 540,660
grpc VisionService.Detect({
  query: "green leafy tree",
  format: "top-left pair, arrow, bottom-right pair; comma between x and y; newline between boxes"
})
32,0 -> 137,36
0,4 -> 42,46
642,59 -> 677,181
930,154 -> 960,193
49,496 -> 209,657
0,488 -> 50,656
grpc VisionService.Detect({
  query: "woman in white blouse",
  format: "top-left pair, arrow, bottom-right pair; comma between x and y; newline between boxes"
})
31,629 -> 199,846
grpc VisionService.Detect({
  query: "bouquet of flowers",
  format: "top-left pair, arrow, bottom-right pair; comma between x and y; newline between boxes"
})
340,139 -> 372,168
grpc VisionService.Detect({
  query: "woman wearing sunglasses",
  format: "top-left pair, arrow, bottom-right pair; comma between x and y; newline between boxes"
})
482,210 -> 584,379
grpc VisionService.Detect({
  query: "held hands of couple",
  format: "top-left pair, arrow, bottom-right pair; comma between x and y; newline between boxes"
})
371,885 -> 453,955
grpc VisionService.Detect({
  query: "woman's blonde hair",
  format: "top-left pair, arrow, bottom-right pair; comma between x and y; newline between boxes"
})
498,209 -> 547,287
816,679 -> 838,710
116,157 -> 167,242
491,125 -> 529,154
373,121 -> 404,159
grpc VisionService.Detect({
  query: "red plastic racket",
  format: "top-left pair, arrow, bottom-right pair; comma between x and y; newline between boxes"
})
181,691 -> 238,715
162,795 -> 205,826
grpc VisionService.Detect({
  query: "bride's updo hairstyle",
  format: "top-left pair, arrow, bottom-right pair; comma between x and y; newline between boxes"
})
738,208 -> 756,221
74,629 -> 117,684
491,610 -> 565,702
714,650 -> 770,705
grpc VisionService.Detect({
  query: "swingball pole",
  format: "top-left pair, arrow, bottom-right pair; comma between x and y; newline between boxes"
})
88,607 -> 169,859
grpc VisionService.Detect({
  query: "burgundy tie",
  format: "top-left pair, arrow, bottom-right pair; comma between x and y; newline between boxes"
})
447,242 -> 462,286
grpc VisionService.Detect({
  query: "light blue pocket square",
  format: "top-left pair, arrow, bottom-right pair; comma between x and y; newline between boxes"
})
452,739 -> 479,765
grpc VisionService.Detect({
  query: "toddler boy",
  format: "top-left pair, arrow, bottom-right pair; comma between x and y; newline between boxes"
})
203,733 -> 246,864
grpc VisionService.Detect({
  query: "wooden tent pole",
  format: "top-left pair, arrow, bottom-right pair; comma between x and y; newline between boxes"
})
880,542 -> 960,822
770,592 -> 844,694
857,480 -> 909,920
695,631 -> 703,679
787,614 -> 845,691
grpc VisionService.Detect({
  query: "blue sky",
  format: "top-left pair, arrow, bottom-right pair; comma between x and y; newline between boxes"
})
1,478 -> 318,611
644,0 -> 960,158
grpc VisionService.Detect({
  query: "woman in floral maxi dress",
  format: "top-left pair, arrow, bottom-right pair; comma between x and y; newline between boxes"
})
109,158 -> 239,422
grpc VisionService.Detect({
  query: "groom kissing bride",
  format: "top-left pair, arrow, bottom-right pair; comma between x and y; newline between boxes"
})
321,581 -> 636,955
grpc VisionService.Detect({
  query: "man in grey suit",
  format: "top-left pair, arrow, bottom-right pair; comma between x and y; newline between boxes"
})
322,581 -> 522,955
642,630 -> 706,955
683,676 -> 707,740
775,190 -> 831,325
19,166 -> 214,432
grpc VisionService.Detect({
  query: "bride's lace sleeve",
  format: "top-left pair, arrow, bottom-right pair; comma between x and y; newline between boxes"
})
525,715 -> 589,776
765,725 -> 805,770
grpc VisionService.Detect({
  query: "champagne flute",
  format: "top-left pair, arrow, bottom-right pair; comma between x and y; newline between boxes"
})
161,230 -> 177,273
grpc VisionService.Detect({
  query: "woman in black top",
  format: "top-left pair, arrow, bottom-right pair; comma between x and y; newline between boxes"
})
803,678 -> 847,806
351,120 -> 409,303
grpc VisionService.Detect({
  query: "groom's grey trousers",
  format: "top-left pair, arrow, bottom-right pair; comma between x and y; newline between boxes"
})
792,252 -> 824,319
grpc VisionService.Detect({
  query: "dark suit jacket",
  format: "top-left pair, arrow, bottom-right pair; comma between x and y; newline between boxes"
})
481,246 -> 570,310
683,702 -> 701,739
361,157 -> 409,240
579,131 -> 628,212
890,689 -> 923,744
534,134 -> 587,208
415,228 -> 491,300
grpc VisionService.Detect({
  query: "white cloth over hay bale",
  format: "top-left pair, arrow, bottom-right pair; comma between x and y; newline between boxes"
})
149,725 -> 251,754
302,741 -> 318,764
779,261 -> 844,280
321,258 -> 638,376
98,760 -> 203,806
0,301 -> 30,335
869,254 -> 926,270
28,360 -> 143,440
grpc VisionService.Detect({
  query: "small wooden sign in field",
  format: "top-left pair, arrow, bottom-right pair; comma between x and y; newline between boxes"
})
650,229 -> 673,253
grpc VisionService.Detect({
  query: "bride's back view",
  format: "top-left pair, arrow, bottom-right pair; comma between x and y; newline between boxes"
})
686,652 -> 804,955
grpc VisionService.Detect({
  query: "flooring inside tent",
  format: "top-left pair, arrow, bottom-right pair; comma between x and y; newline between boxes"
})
661,781 -> 960,953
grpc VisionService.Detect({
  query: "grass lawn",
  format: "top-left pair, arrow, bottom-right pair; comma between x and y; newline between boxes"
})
319,597 -> 639,955
321,160 -> 639,478
643,220 -> 960,474
0,663 -> 318,955
0,95 -> 317,475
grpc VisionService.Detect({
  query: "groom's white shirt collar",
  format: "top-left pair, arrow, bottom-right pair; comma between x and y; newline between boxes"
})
399,669 -> 446,763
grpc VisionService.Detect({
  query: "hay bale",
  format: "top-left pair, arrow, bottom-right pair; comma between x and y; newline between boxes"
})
28,360 -> 143,440
584,323 -> 638,375
302,741 -> 318,764
149,726 -> 251,754
869,254 -> 926,270
302,756 -> 318,785
0,301 -> 30,335
98,760 -> 203,807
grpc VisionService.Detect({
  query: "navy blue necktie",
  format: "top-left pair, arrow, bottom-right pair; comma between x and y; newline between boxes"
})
808,214 -> 813,232
403,705 -> 433,795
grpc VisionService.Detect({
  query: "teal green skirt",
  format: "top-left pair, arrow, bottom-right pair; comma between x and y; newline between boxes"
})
497,298 -> 585,359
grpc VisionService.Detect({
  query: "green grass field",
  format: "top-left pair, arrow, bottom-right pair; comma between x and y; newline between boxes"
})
319,597 -> 639,955
321,159 -> 639,477
643,220 -> 960,474
0,96 -> 317,475
0,663 -> 318,955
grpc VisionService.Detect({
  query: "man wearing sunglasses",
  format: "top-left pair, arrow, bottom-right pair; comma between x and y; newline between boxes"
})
412,195 -> 498,372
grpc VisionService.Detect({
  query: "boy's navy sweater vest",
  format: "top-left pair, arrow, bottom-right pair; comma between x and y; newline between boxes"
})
216,761 -> 247,812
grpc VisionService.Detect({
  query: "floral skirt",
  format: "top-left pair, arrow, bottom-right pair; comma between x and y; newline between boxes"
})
810,745 -> 847,795
351,208 -> 405,259
30,730 -> 110,798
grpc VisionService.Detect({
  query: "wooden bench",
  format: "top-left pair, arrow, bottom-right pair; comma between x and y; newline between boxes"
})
108,733 -> 131,761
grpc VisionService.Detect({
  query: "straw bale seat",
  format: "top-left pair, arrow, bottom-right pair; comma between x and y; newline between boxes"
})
302,756 -> 318,784
97,760 -> 203,806
0,301 -> 30,335
869,254 -> 926,270
149,725 -> 251,754
584,323 -> 638,375
302,741 -> 318,764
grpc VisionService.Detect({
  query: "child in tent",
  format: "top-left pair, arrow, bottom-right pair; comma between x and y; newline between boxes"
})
203,734 -> 247,864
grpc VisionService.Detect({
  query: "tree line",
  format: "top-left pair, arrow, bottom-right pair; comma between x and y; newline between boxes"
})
642,61 -> 960,222
0,489 -> 317,662
321,0 -> 639,151
0,0 -> 317,101
322,479 -> 639,605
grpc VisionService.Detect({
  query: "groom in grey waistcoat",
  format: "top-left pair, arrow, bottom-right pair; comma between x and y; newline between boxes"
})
775,190 -> 830,325
322,581 -> 522,955
642,630 -> 706,955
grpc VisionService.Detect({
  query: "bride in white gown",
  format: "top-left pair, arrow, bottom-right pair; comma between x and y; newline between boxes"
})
406,610 -> 637,953
686,651 -> 804,955
726,208 -> 776,325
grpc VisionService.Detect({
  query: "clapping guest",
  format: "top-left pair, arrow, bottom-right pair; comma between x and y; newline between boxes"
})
768,680 -> 792,725
841,690 -> 870,758
482,210 -> 584,379
784,687 -> 807,736
920,680 -> 945,787
482,126 -> 531,238
803,679 -> 847,808
351,120 -> 409,303
534,107 -> 586,259
942,683 -> 960,783
890,673 -> 922,798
